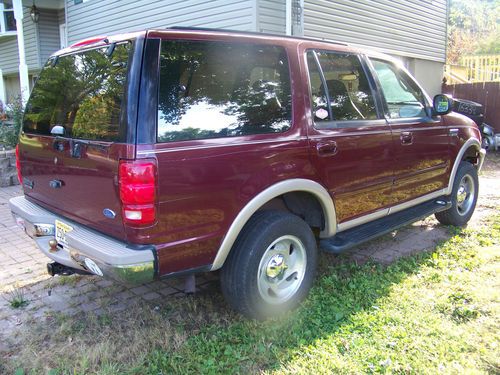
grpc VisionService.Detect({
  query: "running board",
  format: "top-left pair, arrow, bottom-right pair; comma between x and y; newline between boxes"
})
320,198 -> 451,254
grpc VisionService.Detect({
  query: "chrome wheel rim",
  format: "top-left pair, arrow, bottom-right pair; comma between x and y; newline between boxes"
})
456,174 -> 475,216
257,235 -> 307,305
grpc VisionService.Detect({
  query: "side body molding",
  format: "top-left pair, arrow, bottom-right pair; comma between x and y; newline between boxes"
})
210,140 -> 484,271
210,179 -> 336,270
445,138 -> 484,196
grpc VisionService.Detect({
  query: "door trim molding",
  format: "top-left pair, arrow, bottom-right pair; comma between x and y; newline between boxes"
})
337,188 -> 447,232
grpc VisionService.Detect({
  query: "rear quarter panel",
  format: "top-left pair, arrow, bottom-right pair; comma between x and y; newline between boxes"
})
132,34 -> 320,275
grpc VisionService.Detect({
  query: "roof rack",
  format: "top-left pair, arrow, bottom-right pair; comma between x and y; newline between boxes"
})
165,26 -> 348,47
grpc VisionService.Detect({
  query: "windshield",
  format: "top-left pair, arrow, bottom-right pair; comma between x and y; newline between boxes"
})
23,42 -> 132,142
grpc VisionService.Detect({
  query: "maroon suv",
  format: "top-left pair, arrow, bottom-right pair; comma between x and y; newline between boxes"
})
10,28 -> 485,318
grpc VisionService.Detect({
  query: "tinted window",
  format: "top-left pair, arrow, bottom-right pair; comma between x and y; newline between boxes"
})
371,59 -> 427,119
306,52 -> 329,122
23,43 -> 131,141
157,40 -> 292,142
307,51 -> 377,122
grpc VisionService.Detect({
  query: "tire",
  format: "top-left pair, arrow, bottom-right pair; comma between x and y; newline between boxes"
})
435,162 -> 479,226
220,210 -> 317,320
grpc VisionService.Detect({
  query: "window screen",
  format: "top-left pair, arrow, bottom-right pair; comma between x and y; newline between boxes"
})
157,40 -> 292,142
307,51 -> 377,123
371,59 -> 427,119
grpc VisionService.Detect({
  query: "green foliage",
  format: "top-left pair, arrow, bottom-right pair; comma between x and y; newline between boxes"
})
448,0 -> 500,62
0,97 -> 23,149
476,30 -> 500,54
6,286 -> 29,309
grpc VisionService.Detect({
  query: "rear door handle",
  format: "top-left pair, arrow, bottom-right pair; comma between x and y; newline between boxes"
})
316,141 -> 338,157
400,131 -> 413,145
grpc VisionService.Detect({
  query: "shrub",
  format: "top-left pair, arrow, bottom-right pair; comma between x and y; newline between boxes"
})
0,97 -> 24,149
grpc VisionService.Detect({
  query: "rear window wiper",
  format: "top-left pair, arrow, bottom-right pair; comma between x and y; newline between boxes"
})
105,43 -> 116,57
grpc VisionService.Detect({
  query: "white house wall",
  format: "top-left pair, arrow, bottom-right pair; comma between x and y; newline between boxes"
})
66,0 -> 256,44
0,7 -> 38,74
38,9 -> 60,67
258,0 -> 286,34
303,0 -> 447,63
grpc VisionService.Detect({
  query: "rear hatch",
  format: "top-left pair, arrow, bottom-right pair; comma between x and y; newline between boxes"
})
19,38 -> 138,241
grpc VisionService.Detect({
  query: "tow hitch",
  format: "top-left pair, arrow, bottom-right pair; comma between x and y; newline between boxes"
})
47,262 -> 90,276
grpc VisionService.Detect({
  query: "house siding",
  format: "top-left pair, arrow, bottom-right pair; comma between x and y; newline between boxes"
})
38,9 -> 60,67
66,0 -> 256,44
0,7 -> 39,74
303,0 -> 447,62
258,0 -> 286,34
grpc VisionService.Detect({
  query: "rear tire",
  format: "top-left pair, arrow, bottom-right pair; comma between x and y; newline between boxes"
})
435,162 -> 478,226
220,210 -> 317,320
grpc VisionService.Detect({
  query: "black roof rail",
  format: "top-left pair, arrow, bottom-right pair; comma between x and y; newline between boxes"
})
164,26 -> 349,47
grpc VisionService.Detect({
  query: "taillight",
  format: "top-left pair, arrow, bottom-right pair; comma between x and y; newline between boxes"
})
119,159 -> 157,227
15,144 -> 22,185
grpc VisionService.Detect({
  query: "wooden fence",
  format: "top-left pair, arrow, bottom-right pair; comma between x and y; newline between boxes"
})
461,55 -> 500,82
442,82 -> 500,133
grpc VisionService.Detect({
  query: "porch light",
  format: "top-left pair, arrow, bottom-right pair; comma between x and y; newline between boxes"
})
29,3 -> 39,23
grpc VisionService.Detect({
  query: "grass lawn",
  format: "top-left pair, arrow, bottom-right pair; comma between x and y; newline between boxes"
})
6,213 -> 499,374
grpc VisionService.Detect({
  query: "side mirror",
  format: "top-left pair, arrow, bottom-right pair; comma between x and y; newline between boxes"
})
50,125 -> 65,136
432,94 -> 453,116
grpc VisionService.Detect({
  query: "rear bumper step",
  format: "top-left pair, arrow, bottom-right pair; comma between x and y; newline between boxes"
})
9,195 -> 157,284
320,198 -> 451,254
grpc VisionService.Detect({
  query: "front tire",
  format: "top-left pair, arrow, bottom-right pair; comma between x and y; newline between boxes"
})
220,210 -> 317,319
435,161 -> 479,226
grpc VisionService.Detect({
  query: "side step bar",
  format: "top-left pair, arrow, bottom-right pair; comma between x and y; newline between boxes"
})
320,198 -> 451,254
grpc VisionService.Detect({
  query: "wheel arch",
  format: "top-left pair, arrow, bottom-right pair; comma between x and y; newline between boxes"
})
210,179 -> 336,271
446,138 -> 485,196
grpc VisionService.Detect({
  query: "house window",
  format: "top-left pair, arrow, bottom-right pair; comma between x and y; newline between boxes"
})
1,5 -> 16,33
4,9 -> 15,31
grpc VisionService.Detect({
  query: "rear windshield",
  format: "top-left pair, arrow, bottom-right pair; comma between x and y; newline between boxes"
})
23,42 -> 132,142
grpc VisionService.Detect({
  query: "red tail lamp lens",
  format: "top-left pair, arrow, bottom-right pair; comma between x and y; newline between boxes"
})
15,144 -> 22,185
119,160 -> 157,226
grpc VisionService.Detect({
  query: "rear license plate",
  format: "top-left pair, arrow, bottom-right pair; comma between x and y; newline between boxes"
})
55,220 -> 73,249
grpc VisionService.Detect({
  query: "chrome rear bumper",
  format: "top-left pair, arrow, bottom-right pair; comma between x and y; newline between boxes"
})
9,196 -> 156,284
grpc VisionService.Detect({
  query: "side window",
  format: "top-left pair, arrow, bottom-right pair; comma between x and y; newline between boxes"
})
306,52 -> 329,122
370,59 -> 427,119
306,50 -> 378,123
157,40 -> 292,142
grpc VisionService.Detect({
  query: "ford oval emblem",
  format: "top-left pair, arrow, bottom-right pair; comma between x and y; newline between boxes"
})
103,208 -> 116,219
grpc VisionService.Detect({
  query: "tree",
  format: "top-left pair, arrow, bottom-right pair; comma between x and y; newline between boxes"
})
447,0 -> 500,63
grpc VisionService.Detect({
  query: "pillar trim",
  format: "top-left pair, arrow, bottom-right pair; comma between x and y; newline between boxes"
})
13,0 -> 30,106
0,68 -> 5,105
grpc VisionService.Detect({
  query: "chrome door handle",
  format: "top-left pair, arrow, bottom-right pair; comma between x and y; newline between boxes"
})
400,131 -> 413,145
316,141 -> 338,157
